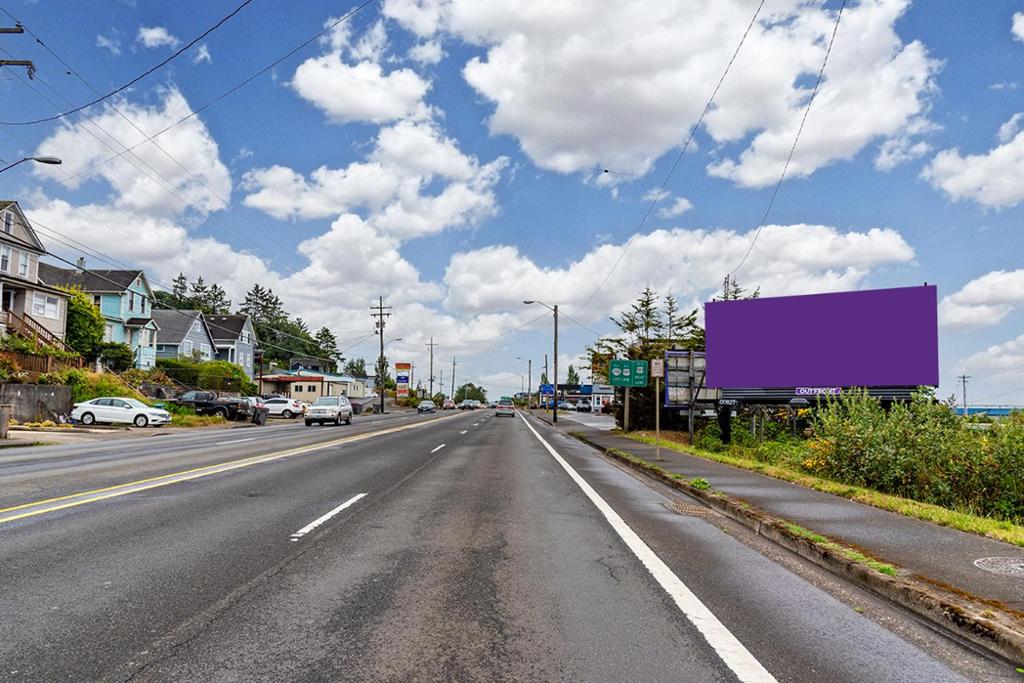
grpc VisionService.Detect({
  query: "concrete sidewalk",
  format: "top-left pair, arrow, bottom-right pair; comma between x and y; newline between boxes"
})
553,415 -> 1024,615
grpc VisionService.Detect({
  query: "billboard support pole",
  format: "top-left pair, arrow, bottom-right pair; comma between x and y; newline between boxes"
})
624,387 -> 630,433
687,350 -> 695,443
655,374 -> 661,460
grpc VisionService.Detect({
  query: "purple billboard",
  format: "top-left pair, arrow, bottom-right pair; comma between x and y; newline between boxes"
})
705,285 -> 938,389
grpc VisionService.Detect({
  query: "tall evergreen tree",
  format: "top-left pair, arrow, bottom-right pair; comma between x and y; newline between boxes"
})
566,364 -> 580,384
343,357 -> 368,376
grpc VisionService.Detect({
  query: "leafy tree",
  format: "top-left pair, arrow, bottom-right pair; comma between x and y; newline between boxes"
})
566,364 -> 580,384
61,287 -> 105,360
374,355 -> 395,390
98,342 -> 134,371
539,371 -> 549,385
314,326 -> 340,369
454,382 -> 487,403
343,357 -> 367,376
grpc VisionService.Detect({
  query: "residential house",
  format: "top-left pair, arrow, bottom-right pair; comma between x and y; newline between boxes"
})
151,310 -> 217,361
289,355 -> 334,373
0,201 -> 71,349
38,260 -> 159,369
206,314 -> 258,379
259,369 -> 369,401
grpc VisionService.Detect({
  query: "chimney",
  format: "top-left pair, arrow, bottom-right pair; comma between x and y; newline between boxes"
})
75,256 -> 85,272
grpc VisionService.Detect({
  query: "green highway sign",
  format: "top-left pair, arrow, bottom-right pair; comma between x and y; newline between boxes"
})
609,359 -> 649,388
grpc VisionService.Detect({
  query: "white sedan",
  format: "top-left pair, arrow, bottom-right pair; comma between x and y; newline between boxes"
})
72,397 -> 171,427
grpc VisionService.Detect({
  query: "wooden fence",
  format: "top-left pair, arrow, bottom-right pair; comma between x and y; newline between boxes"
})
0,350 -> 84,375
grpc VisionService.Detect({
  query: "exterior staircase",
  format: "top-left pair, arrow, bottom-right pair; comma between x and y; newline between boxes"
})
3,310 -> 75,353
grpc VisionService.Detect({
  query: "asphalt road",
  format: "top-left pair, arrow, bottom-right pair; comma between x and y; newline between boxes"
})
0,410 -> 1007,681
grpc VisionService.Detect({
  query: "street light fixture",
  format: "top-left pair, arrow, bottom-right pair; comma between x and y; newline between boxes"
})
0,156 -> 61,175
524,300 -> 559,423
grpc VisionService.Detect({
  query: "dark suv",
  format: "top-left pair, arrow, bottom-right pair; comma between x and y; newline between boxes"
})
174,390 -> 254,421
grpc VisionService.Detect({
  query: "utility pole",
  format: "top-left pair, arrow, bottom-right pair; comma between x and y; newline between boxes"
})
451,357 -> 456,398
0,24 -> 36,79
544,353 -> 549,408
958,374 -> 970,417
371,296 -> 391,415
528,358 -> 532,408
553,304 -> 559,424
439,369 -> 444,399
426,337 -> 437,399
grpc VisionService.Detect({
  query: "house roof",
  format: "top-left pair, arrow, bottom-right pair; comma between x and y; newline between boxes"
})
150,309 -> 213,346
0,274 -> 69,297
205,314 -> 254,343
38,262 -> 143,293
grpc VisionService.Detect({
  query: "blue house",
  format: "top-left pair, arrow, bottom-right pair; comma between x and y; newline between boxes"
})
151,309 -> 218,362
206,314 -> 258,379
38,260 -> 159,369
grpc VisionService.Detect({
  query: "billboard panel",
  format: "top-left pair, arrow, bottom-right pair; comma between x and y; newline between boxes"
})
705,286 -> 938,389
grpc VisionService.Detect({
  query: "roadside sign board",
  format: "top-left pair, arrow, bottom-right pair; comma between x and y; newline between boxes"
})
539,383 -> 554,395
609,359 -> 649,388
650,358 -> 664,377
395,362 -> 412,399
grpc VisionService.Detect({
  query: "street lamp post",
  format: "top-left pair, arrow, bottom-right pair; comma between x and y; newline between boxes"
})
516,356 -> 532,409
524,301 -> 559,424
0,156 -> 61,174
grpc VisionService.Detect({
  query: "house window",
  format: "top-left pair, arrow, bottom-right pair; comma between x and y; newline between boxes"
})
129,292 -> 135,312
104,324 -> 114,342
32,292 -> 59,319
2,212 -> 11,234
17,252 -> 28,278
294,385 -> 303,392
0,246 -> 10,273
93,295 -> 102,307
182,339 -> 193,355
309,385 -> 317,392
200,343 -> 211,358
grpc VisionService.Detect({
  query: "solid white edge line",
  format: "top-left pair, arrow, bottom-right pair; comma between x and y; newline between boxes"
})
460,430 -> 467,434
214,436 -> 258,446
290,493 -> 368,541
431,444 -> 446,453
517,413 -> 776,683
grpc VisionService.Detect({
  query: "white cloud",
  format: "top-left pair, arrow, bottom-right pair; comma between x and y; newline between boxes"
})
384,0 -> 939,187
923,116 -> 1024,209
939,269 -> 1024,330
96,34 -> 121,56
242,120 -> 507,239
291,21 -> 429,125
443,223 -> 914,322
33,88 -> 231,217
998,113 -> 1024,143
192,44 -> 212,65
642,188 -> 670,202
875,136 -> 931,171
137,26 -> 180,49
1013,12 -> 1024,42
958,333 -> 1024,380
657,197 -> 693,218
409,40 -> 444,65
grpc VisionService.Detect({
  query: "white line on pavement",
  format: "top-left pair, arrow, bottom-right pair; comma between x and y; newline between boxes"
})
431,444 -> 446,453
214,436 -> 259,446
517,414 -> 776,683
290,493 -> 368,542
460,430 -> 467,435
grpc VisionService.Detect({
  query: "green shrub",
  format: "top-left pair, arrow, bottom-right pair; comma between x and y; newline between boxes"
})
98,342 -> 134,371
156,358 -> 257,395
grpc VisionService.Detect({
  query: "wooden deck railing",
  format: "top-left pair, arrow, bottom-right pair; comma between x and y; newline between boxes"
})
3,310 -> 77,354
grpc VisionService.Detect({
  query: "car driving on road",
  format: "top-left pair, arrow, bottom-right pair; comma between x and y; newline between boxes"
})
304,396 -> 353,426
417,400 -> 436,413
72,397 -> 171,427
442,399 -> 456,410
495,399 -> 515,417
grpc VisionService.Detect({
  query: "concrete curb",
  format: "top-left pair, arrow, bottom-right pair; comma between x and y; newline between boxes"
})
570,430 -> 1024,665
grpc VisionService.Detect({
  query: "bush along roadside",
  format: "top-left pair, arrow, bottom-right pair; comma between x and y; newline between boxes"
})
584,439 -> 1024,664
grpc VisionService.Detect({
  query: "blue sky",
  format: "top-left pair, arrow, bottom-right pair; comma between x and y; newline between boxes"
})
1,0 -> 1024,403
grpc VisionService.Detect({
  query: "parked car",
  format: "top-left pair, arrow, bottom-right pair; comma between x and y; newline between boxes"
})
557,400 -> 574,411
417,400 -> 437,413
264,397 -> 306,418
173,390 -> 254,421
72,397 -> 171,428
239,397 -> 270,425
442,399 -> 456,410
305,396 -> 353,426
495,399 -> 515,417
575,401 -> 592,413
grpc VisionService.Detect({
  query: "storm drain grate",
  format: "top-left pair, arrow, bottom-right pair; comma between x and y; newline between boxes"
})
667,501 -> 717,518
974,557 -> 1024,578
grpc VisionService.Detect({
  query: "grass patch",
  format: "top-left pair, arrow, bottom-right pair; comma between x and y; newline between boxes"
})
168,413 -> 226,428
625,431 -> 1024,548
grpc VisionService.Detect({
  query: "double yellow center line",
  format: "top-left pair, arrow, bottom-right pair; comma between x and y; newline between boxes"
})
0,412 -> 466,526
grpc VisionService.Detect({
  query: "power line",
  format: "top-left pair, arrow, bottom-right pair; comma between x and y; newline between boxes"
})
571,0 -> 767,317
50,0 -> 379,182
0,0 -> 255,125
728,0 -> 848,280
